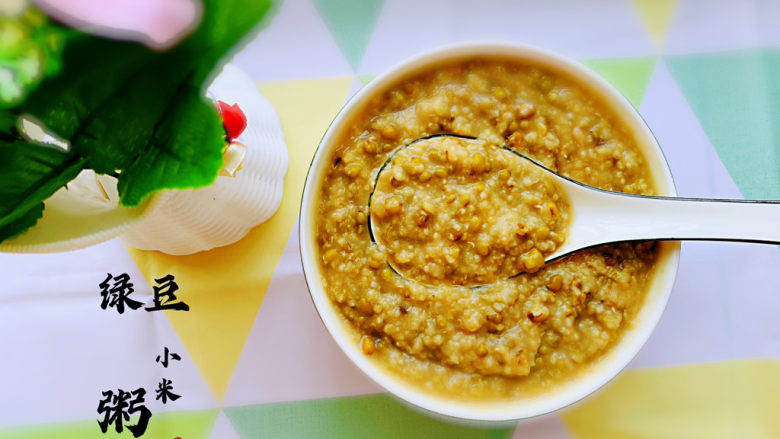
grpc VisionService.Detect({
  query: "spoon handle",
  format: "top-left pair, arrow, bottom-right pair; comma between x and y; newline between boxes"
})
562,184 -> 780,254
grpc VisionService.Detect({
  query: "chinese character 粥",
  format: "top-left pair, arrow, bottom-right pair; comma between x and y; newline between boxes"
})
155,378 -> 181,404
155,347 -> 181,368
97,388 -> 152,438
145,274 -> 189,312
99,273 -> 143,314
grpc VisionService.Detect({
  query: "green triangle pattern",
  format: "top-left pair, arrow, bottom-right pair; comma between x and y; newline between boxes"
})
666,49 -> 780,199
358,74 -> 376,86
583,56 -> 657,108
225,393 -> 514,439
0,409 -> 218,439
314,0 -> 384,71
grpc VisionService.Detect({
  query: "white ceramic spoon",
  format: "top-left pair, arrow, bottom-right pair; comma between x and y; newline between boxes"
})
542,157 -> 780,263
372,134 -> 780,269
477,135 -> 780,264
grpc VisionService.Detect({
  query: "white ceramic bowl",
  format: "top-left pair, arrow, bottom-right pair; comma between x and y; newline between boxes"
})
299,42 -> 680,422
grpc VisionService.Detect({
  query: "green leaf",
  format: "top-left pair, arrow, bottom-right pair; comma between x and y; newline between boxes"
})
0,141 -> 88,239
0,6 -> 68,109
0,0 -> 279,243
0,111 -> 18,139
118,83 -> 225,206
16,0 -> 276,165
0,202 -> 44,242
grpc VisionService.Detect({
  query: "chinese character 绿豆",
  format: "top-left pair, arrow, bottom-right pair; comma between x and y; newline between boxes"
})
99,273 -> 143,314
155,378 -> 181,404
97,387 -> 151,438
155,346 -> 181,368
146,274 -> 189,312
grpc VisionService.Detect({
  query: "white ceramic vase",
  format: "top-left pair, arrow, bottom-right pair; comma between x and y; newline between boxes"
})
0,64 -> 288,255
121,64 -> 288,255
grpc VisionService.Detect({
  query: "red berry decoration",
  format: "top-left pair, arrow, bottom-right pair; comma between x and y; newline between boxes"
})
216,100 -> 248,141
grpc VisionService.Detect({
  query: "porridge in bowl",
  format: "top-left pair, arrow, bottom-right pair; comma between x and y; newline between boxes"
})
370,135 -> 570,286
313,58 -> 659,401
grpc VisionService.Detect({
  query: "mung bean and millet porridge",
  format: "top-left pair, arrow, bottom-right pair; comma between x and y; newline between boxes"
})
314,58 -> 659,400
371,135 -> 570,286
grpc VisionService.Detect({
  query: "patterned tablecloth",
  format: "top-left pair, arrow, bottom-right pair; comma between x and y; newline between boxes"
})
1,0 -> 779,437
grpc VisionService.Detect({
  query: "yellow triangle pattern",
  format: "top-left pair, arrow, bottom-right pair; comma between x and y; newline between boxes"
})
561,359 -> 780,438
630,0 -> 678,49
127,76 -> 354,402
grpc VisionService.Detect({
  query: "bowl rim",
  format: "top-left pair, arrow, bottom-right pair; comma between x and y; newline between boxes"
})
299,41 -> 680,422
